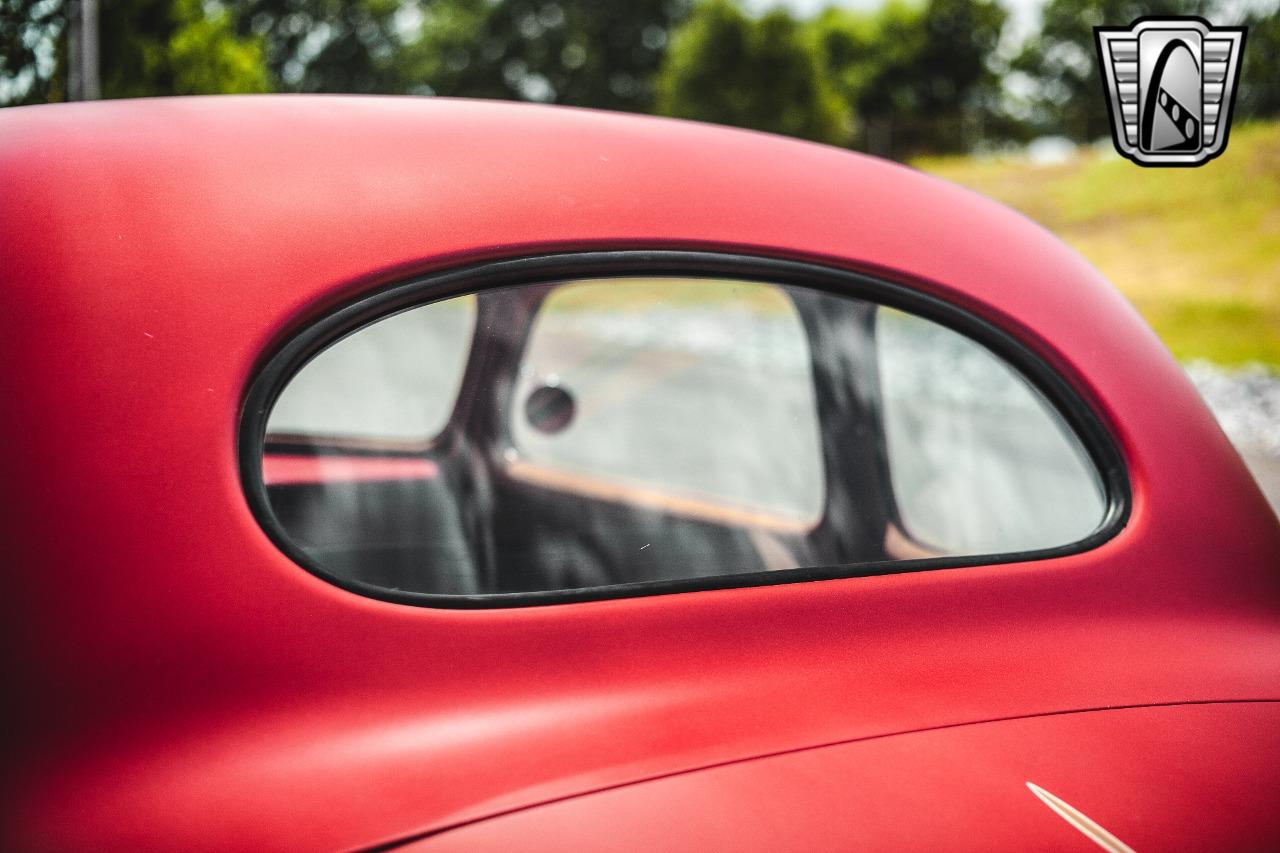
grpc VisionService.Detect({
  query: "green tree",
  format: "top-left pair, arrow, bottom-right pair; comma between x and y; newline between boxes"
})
654,0 -> 848,145
416,0 -> 690,112
1235,8 -> 1280,120
1,0 -> 270,105
101,0 -> 269,97
229,0 -> 428,94
1012,0 -> 1207,141
811,0 -> 1011,158
1,0 -> 64,105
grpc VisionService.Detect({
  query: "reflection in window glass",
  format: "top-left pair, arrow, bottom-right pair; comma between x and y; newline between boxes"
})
267,297 -> 476,442
511,279 -> 824,523
876,307 -> 1106,553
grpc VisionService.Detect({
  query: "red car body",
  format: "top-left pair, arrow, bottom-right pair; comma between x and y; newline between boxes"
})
2,96 -> 1278,851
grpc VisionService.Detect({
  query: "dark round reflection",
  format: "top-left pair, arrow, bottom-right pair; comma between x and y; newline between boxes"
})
525,383 -> 576,435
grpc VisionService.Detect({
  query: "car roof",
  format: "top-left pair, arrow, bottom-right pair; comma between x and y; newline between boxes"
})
0,94 -> 1174,361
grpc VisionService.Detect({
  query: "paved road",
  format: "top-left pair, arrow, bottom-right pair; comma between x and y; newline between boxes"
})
1239,447 -> 1280,518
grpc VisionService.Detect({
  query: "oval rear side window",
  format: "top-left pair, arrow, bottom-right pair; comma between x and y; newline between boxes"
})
245,259 -> 1123,606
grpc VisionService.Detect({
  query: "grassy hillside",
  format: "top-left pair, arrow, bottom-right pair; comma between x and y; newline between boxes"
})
917,122 -> 1280,369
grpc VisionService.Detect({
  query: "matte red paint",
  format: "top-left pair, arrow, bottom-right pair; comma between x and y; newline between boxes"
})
417,702 -> 1280,852
0,96 -> 1276,851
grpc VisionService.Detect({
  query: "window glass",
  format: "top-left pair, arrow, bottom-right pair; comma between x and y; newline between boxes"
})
255,275 -> 1111,602
876,307 -> 1106,553
266,296 -> 476,443
510,279 -> 824,523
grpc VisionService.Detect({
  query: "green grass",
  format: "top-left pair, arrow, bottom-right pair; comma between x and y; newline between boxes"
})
916,122 -> 1280,368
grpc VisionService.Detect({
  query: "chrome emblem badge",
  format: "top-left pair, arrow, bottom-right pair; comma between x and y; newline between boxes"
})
1095,17 -> 1246,166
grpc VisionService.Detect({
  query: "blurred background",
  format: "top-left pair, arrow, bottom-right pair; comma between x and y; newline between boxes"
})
2,0 -> 1276,509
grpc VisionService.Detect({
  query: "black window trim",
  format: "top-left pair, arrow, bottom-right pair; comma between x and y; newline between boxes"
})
238,250 -> 1131,609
